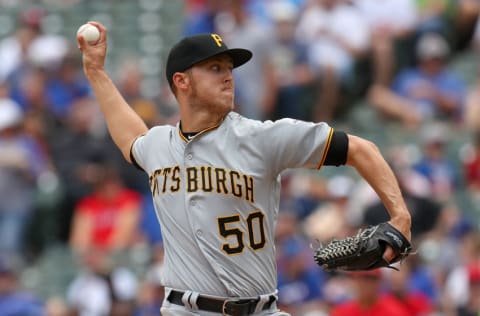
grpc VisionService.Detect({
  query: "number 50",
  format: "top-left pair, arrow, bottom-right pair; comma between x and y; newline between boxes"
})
217,211 -> 266,255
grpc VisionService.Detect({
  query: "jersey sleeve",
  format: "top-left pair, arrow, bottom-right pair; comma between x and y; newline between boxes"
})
257,118 -> 333,175
130,125 -> 171,174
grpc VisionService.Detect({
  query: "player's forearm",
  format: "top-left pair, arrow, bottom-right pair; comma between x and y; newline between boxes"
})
346,135 -> 411,231
86,69 -> 148,162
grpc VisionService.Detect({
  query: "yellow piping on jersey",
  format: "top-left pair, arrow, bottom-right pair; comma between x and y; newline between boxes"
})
179,129 -> 189,142
317,127 -> 334,170
178,118 -> 225,143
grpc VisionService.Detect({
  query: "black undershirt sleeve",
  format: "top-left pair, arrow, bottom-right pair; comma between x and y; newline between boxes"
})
324,130 -> 348,166
130,141 -> 145,172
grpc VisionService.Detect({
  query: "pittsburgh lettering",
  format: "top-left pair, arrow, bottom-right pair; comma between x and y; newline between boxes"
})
149,166 -> 254,203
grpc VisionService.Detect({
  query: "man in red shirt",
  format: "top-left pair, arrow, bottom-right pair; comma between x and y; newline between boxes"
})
69,163 -> 142,252
464,131 -> 480,198
330,270 -> 410,316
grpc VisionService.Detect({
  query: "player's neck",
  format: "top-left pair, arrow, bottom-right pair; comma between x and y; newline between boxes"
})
180,108 -> 228,133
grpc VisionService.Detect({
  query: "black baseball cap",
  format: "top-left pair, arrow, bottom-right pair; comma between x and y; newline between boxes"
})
165,33 -> 252,88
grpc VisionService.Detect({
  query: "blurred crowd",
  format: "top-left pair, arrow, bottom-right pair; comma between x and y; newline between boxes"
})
1,0 -> 480,315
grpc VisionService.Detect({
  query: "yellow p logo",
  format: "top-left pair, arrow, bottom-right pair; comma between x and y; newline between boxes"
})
211,34 -> 223,47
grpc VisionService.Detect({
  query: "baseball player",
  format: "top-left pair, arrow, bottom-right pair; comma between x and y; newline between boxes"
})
77,22 -> 411,316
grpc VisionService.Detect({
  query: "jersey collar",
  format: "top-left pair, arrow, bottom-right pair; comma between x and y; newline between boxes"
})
177,114 -> 228,143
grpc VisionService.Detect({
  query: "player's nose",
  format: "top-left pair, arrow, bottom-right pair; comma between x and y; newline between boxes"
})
223,71 -> 233,85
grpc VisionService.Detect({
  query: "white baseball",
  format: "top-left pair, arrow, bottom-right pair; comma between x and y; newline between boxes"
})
77,23 -> 100,44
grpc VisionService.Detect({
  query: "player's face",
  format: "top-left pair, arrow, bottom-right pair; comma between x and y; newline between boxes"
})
186,55 -> 235,114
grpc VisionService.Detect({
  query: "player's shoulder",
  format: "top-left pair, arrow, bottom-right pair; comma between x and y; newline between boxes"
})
140,124 -> 175,140
226,112 -> 317,130
229,112 -> 323,132
226,112 -> 262,127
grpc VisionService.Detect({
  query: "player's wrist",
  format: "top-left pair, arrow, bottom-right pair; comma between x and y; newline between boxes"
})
84,66 -> 107,81
388,214 -> 412,240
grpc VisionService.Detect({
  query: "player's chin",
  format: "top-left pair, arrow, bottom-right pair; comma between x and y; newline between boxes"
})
211,99 -> 233,114
220,102 -> 234,114
220,94 -> 234,109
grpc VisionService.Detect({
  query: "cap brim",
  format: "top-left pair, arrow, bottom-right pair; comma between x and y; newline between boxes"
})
223,48 -> 252,69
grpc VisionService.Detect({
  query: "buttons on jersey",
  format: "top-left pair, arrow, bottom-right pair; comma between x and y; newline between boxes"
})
186,153 -> 193,160
190,200 -> 196,206
196,230 -> 203,237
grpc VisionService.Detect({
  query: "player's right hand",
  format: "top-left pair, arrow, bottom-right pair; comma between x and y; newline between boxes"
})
77,21 -> 107,77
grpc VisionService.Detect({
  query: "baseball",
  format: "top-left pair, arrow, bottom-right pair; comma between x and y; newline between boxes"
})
77,23 -> 100,44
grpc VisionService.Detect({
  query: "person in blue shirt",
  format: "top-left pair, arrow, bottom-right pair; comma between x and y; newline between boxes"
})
0,258 -> 45,316
369,32 -> 466,128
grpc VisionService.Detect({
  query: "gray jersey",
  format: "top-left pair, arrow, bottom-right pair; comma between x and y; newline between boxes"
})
132,112 -> 333,297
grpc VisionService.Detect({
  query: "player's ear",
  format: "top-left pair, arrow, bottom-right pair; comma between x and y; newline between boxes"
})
173,72 -> 189,90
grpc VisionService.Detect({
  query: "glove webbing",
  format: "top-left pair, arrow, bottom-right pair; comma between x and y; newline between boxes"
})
314,226 -> 378,270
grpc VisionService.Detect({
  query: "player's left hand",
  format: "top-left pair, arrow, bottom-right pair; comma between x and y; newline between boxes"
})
383,218 -> 411,263
313,222 -> 413,272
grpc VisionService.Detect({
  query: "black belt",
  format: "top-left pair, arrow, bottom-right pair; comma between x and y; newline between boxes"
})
167,290 -> 276,316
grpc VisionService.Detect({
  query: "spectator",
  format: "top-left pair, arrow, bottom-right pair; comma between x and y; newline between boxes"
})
0,6 -> 68,82
369,32 -> 466,128
464,72 -> 480,130
457,262 -> 480,316
444,231 -> 480,312
362,186 -> 442,239
0,6 -> 69,122
134,244 -> 165,316
416,204 -> 473,302
354,0 -> 418,85
277,170 -> 329,220
9,66 -> 49,113
216,0 -> 277,119
44,52 -> 91,121
0,257 -> 45,316
267,1 -> 315,120
69,162 -> 142,254
19,94 -> 63,256
133,280 -> 163,316
115,59 -> 167,127
296,0 -> 370,121
247,0 -> 305,28
66,247 -> 139,316
330,269 -> 410,316
48,98 -> 111,242
415,0 -> 452,36
45,296 -> 69,316
412,123 -> 458,203
462,130 -> 480,203
275,212 -> 327,315
183,0 -> 225,35
436,0 -> 480,51
471,10 -> 480,52
418,0 -> 480,51
383,258 -> 435,315
303,175 -> 357,242
138,195 -> 163,247
0,97 -> 49,260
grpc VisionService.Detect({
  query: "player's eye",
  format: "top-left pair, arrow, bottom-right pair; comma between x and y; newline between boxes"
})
210,63 -> 232,74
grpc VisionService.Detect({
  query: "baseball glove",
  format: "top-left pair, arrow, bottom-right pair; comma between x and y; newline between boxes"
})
313,222 -> 413,271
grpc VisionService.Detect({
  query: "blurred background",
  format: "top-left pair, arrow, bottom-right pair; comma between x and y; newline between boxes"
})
1,0 -> 480,315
